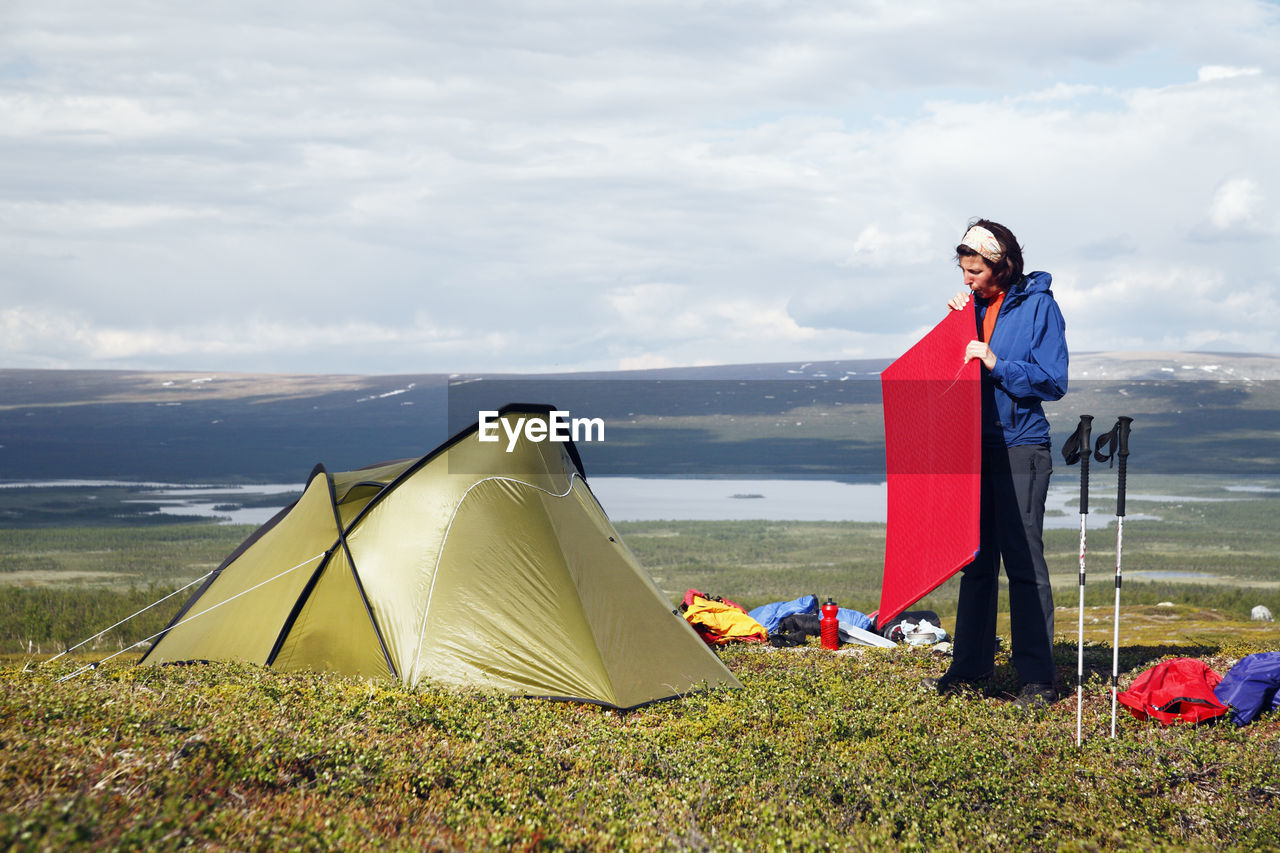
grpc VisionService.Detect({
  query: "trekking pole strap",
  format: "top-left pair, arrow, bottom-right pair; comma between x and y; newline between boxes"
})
1094,416 -> 1133,516
1063,414 -> 1093,511
1093,416 -> 1132,466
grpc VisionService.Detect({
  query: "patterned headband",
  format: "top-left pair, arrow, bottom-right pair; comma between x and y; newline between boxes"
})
961,225 -> 1004,263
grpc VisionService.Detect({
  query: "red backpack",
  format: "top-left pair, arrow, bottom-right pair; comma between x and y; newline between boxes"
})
1117,658 -> 1228,725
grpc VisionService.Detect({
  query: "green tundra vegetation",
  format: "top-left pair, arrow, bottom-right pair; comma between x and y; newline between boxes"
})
1,479 -> 1278,849
3,644 -> 1278,851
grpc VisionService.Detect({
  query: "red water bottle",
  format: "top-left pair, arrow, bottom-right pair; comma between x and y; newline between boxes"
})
820,598 -> 840,650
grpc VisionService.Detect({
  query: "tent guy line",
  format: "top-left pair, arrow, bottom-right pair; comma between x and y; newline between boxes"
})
408,471 -> 585,683
41,569 -> 217,667
54,550 -> 329,683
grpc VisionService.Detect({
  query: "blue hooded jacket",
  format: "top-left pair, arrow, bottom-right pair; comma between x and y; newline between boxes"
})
973,271 -> 1068,447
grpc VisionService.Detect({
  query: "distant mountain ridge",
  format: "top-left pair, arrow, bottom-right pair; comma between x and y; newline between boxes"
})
1070,351 -> 1280,381
2,351 -> 1278,482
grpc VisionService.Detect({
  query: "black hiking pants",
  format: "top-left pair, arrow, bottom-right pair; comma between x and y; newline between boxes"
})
949,442 -> 1056,686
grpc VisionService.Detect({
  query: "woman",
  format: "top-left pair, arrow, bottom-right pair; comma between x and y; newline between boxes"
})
925,219 -> 1069,708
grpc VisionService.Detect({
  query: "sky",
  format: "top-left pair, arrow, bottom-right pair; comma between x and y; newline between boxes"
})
1,1 -> 1278,375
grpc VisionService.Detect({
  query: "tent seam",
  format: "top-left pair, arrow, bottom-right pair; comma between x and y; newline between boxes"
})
544,484 -> 619,705
408,471 -> 582,687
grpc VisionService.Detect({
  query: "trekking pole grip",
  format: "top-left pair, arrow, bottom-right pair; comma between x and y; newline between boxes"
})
1078,415 -> 1093,515
1115,416 -> 1132,518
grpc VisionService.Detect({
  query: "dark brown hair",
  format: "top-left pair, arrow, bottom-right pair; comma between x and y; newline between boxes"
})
955,218 -> 1024,289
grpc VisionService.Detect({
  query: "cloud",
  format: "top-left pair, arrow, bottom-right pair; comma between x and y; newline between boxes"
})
1198,65 -> 1262,82
1,1 -> 1278,372
1055,264 -> 1280,354
1207,177 -> 1267,231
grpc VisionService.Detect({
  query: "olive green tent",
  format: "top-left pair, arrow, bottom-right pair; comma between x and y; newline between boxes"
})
140,404 -> 740,709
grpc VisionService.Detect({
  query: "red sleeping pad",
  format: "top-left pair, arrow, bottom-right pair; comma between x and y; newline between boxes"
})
876,306 -> 982,627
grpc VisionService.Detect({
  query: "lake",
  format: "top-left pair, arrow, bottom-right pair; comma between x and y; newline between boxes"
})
3,477 -> 1167,527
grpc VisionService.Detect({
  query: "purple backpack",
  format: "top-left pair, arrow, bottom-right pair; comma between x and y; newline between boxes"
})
1215,652 -> 1280,727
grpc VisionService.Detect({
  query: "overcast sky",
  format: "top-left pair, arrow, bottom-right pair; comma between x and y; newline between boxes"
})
2,1 -> 1277,375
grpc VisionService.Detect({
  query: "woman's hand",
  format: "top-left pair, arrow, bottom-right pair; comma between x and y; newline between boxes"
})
948,290 -> 970,311
964,340 -> 997,370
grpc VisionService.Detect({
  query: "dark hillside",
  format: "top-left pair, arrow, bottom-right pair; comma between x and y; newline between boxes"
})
3,352 -> 1279,482
0,371 -> 450,482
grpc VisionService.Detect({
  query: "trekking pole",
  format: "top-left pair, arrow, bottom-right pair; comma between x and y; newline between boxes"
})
1062,414 -> 1093,746
1095,416 -> 1133,738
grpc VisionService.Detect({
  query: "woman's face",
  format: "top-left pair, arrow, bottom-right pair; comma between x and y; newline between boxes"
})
960,255 -> 1002,299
